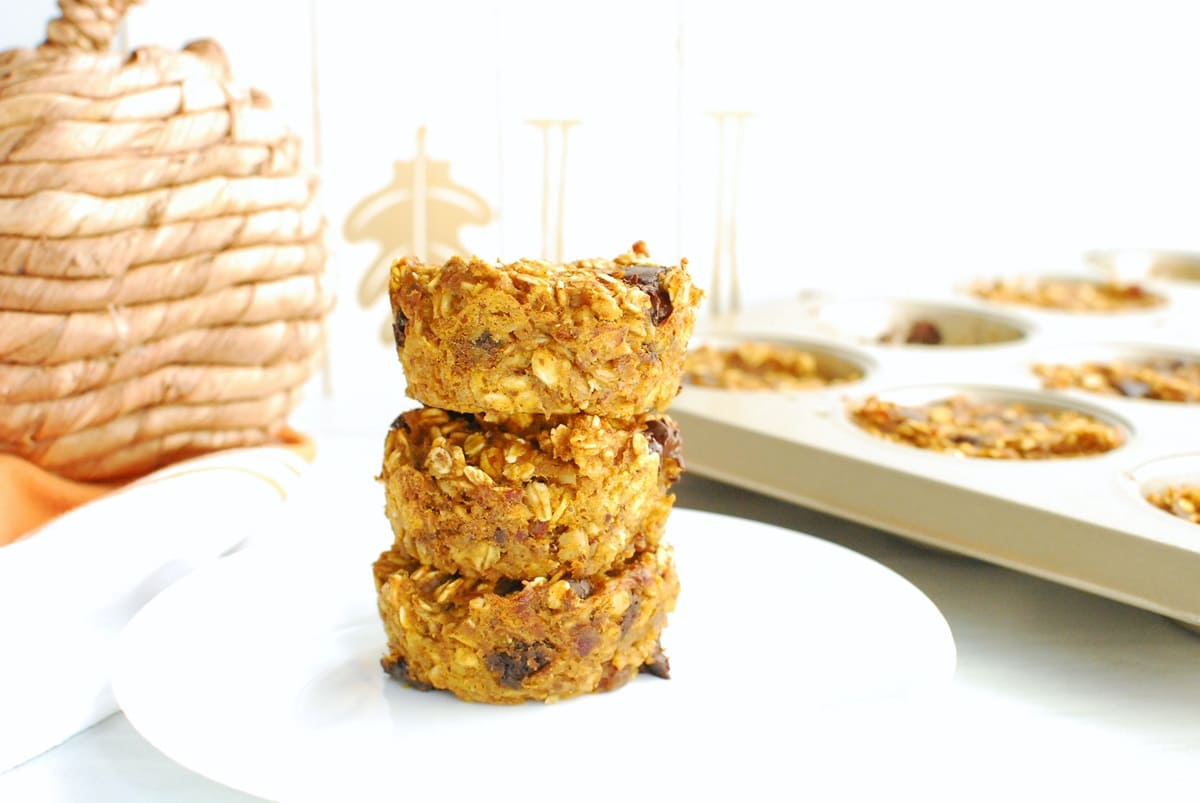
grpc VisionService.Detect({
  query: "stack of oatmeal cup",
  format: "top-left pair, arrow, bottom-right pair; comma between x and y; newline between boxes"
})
373,242 -> 703,704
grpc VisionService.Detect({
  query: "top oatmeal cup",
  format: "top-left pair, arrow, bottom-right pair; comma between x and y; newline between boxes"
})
389,242 -> 704,417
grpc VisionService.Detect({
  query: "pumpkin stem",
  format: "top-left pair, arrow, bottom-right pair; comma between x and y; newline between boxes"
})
42,0 -> 142,52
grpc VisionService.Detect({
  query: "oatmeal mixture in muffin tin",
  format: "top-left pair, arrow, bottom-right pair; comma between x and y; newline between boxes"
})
848,394 -> 1125,459
968,276 -> 1166,313
1033,357 -> 1200,402
683,340 -> 864,391
664,259 -> 1200,626
1146,485 -> 1200,525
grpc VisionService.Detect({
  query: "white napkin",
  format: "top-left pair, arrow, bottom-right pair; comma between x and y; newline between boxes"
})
0,446 -> 311,773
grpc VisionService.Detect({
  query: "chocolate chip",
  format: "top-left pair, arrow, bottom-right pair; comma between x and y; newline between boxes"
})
381,656 -> 432,691
1114,378 -> 1152,398
388,412 -> 410,431
392,310 -> 408,348
618,265 -> 673,325
567,578 -> 593,599
485,640 -> 553,689
645,418 -> 684,467
639,645 -> 671,679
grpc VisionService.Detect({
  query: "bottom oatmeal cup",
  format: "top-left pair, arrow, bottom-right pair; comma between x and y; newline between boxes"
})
373,542 -> 678,705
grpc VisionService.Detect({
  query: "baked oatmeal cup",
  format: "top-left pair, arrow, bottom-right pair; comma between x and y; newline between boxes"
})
374,541 -> 678,704
388,242 -> 704,416
380,406 -> 683,581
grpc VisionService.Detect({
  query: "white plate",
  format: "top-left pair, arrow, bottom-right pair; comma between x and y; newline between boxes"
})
113,507 -> 956,802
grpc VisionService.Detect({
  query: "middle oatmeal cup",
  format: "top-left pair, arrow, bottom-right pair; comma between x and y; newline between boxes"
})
379,406 -> 683,581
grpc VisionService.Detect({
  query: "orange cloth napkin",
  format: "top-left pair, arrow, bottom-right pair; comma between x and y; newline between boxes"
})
0,429 -> 316,547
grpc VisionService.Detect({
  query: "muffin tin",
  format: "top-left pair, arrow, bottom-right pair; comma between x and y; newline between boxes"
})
669,255 -> 1200,626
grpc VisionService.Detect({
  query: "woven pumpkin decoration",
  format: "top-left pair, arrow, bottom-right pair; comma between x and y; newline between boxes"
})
0,0 -> 332,482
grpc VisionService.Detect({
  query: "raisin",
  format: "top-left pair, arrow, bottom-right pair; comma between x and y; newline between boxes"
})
905,320 -> 943,345
620,597 -> 642,635
485,640 -> 553,688
639,645 -> 671,679
473,331 -> 500,352
392,310 -> 408,348
573,625 -> 601,657
381,656 -> 432,691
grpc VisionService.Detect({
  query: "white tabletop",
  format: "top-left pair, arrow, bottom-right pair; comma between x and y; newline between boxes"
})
3,434 -> 1199,801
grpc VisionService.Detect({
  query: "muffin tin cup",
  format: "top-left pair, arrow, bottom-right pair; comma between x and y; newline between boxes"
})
1121,452 -> 1200,531
835,382 -> 1136,462
801,296 -> 1034,350
683,333 -> 877,392
955,269 -> 1176,329
1085,248 -> 1200,285
671,269 -> 1200,627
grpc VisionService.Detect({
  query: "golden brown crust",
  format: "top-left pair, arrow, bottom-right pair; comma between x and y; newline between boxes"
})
388,244 -> 703,416
380,406 -> 682,581
374,542 -> 678,704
